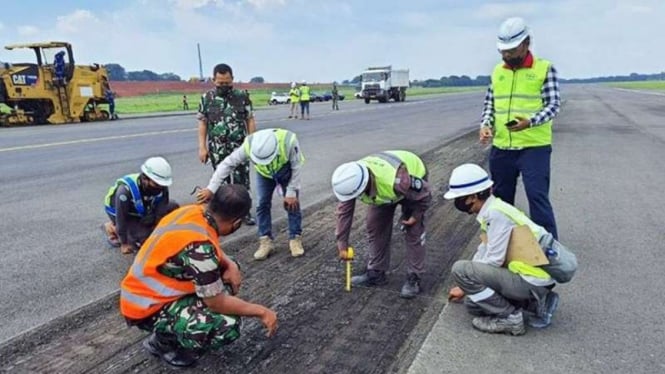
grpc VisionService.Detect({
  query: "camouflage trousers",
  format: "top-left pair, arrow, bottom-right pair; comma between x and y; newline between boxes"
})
209,144 -> 251,191
137,295 -> 241,352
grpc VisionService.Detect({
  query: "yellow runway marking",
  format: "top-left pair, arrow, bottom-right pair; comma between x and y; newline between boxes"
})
0,128 -> 194,153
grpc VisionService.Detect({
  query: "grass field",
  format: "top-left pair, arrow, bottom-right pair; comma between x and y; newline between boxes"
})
608,80 -> 665,90
114,86 -> 483,114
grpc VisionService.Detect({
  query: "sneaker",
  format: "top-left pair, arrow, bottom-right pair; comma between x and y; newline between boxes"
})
254,235 -> 274,260
400,273 -> 421,299
244,213 -> 256,226
351,270 -> 388,286
528,291 -> 560,328
289,235 -> 305,257
142,333 -> 198,368
472,310 -> 526,336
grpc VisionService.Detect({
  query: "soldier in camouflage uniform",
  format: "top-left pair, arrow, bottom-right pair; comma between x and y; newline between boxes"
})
121,185 -> 278,368
198,63 -> 256,225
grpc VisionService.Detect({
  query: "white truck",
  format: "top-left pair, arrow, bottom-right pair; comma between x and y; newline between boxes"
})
360,65 -> 409,104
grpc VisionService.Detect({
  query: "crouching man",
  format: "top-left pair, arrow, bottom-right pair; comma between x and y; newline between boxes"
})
444,164 -> 576,335
120,184 -> 278,367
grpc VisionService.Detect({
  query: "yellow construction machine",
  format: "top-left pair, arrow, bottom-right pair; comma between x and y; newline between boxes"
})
0,41 -> 112,126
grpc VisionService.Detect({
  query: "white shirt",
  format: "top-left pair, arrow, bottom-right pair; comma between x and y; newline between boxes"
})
205,139 -> 304,198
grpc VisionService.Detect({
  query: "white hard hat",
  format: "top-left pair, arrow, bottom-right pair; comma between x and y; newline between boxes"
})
249,129 -> 278,165
443,163 -> 493,200
301,80 -> 306,84
331,162 -> 369,202
496,17 -> 529,51
291,82 -> 296,88
141,157 -> 173,187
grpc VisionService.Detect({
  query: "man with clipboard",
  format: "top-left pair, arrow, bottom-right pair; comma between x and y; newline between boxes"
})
443,164 -> 575,336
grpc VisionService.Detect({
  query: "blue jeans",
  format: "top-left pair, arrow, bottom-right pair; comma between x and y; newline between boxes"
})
489,145 -> 558,239
255,165 -> 302,239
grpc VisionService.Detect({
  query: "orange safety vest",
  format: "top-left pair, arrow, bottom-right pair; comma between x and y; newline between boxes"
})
120,205 -> 223,320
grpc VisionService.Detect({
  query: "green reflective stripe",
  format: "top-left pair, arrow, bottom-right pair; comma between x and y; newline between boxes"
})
494,94 -> 541,100
121,289 -> 157,308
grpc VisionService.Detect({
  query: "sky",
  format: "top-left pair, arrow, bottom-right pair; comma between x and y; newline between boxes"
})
0,0 -> 663,82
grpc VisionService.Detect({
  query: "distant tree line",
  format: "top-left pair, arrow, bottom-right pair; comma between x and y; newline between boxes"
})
105,63 -> 181,81
342,72 -> 665,87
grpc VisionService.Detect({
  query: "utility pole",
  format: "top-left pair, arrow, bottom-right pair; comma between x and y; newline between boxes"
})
197,43 -> 204,81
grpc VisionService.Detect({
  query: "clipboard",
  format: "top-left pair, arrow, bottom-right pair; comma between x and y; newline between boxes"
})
480,225 -> 549,266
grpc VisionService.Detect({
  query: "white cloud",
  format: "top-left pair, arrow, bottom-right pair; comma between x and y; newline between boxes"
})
245,0 -> 286,9
1,0 -> 664,82
169,0 -> 215,10
17,25 -> 40,36
56,9 -> 101,33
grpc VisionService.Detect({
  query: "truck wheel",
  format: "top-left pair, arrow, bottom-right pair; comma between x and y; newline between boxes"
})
364,98 -> 370,104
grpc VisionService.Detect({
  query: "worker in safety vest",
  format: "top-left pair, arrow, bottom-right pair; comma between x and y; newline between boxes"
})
444,164 -> 576,336
479,17 -> 562,240
196,128 -> 306,260
102,157 -> 179,254
331,150 -> 431,299
299,80 -> 311,120
288,82 -> 300,119
120,185 -> 278,368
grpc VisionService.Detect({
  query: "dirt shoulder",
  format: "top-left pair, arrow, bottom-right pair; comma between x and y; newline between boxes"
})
1,131 -> 485,374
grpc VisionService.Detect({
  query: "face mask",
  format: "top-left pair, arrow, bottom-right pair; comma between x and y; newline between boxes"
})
145,185 -> 164,195
503,56 -> 524,68
454,197 -> 473,214
216,85 -> 232,96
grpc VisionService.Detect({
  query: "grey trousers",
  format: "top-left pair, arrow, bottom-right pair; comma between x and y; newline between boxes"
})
365,202 -> 426,275
452,260 -> 549,317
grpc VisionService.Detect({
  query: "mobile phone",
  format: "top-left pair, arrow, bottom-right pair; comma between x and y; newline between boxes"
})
505,120 -> 518,128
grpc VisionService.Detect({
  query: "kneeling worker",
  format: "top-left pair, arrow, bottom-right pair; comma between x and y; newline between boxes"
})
444,163 -> 575,335
196,128 -> 306,260
102,157 -> 179,254
331,150 -> 431,299
120,184 -> 278,368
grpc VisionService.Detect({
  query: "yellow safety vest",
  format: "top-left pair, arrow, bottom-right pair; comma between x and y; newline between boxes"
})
491,57 -> 552,149
289,88 -> 300,103
479,197 -> 551,279
104,173 -> 163,218
359,150 -> 427,206
300,85 -> 310,101
243,129 -> 304,178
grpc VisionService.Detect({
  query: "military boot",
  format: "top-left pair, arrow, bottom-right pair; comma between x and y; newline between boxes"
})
289,235 -> 305,257
351,269 -> 388,286
254,236 -> 274,260
400,273 -> 421,299
472,310 -> 526,336
142,333 -> 198,368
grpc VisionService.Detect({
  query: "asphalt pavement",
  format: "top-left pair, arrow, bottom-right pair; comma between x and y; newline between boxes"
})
407,85 -> 665,374
0,92 -> 482,343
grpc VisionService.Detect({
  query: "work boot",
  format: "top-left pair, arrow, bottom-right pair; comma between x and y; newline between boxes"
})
289,235 -> 305,257
528,291 -> 560,328
400,273 -> 421,299
244,213 -> 256,226
254,236 -> 274,260
100,222 -> 120,248
142,333 -> 198,368
472,310 -> 526,336
351,269 -> 388,287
